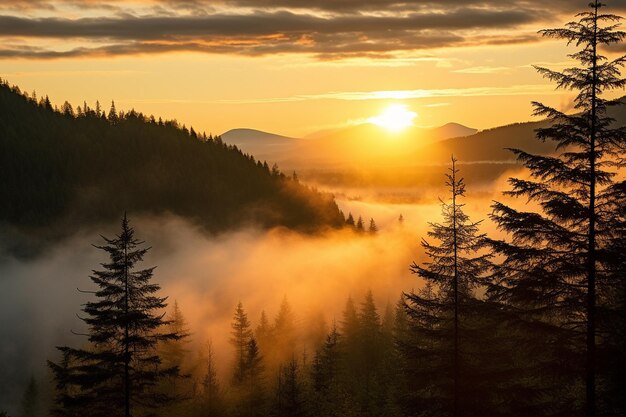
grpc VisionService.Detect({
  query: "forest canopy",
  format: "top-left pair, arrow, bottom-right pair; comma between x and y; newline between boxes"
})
0,80 -> 345,255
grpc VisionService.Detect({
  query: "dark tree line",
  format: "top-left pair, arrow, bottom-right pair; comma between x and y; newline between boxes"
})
0,82 -> 345,256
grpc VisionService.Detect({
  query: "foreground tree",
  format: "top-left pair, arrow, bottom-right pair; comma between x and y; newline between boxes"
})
48,215 -> 184,417
488,2 -> 626,416
405,157 -> 491,417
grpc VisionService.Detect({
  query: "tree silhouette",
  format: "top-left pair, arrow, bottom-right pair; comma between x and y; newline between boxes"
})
230,302 -> 253,385
368,218 -> 378,234
355,216 -> 364,233
272,358 -> 306,417
405,157 -> 490,417
48,215 -> 183,417
199,341 -> 224,417
488,2 -> 626,416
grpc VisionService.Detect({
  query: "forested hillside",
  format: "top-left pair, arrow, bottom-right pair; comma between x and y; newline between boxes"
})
0,80 -> 344,252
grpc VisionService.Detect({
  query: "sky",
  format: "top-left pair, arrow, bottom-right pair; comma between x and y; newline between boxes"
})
1,0 -> 626,137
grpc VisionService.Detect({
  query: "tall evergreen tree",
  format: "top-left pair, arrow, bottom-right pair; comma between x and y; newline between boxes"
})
311,324 -> 344,417
405,158 -> 490,417
255,310 -> 273,356
273,297 -> 297,366
237,338 -> 266,417
357,291 -> 384,415
231,302 -> 253,385
198,341 -> 224,417
487,2 -> 626,416
355,217 -> 365,233
368,218 -> 378,234
272,358 -> 306,417
159,300 -> 191,373
48,215 -> 183,417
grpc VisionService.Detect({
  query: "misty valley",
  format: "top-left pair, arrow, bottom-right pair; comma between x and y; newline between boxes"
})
1,1 -> 626,417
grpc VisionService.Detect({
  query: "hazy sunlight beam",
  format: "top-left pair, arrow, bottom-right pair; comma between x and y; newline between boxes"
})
367,104 -> 417,132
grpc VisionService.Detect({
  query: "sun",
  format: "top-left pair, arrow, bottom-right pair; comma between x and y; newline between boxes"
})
367,104 -> 417,132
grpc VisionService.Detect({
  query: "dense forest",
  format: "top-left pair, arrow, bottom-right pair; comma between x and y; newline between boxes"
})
0,81 -> 345,254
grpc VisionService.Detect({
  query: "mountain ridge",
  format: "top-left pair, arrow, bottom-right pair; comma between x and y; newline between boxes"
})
0,81 -> 345,255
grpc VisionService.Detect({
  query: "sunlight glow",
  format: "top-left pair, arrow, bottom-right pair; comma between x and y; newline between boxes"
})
367,104 -> 417,132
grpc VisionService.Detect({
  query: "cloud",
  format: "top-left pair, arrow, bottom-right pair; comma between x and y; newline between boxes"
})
211,84 -> 558,104
452,65 -> 513,74
0,0 -> 616,60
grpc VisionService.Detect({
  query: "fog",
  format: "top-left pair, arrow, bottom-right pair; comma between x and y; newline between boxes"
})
0,165 -> 522,414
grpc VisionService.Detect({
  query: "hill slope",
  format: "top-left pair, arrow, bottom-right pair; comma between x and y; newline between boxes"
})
0,81 -> 344,253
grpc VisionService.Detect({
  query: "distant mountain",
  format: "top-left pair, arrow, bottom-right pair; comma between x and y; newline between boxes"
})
219,103 -> 626,188
221,128 -> 301,163
221,122 -> 478,169
221,128 -> 297,145
0,81 -> 344,255
431,122 -> 478,140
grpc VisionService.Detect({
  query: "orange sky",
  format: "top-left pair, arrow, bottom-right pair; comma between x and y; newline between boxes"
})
1,0 -> 625,137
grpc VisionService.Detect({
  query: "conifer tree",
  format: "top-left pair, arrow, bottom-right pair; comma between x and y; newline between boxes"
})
255,310 -> 273,355
405,158 -> 490,417
357,291 -> 384,413
158,300 -> 192,409
199,341 -> 224,417
345,213 -> 355,227
355,217 -> 364,233
368,218 -> 378,234
239,338 -> 266,417
311,324 -> 343,417
273,297 -> 296,365
231,302 -> 253,385
272,358 -> 306,417
160,300 -> 191,372
487,2 -> 626,416
340,297 -> 360,356
48,215 -> 183,417
108,101 -> 118,123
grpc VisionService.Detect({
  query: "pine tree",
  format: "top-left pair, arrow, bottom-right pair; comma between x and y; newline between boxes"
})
355,216 -> 364,233
238,338 -> 266,417
273,297 -> 297,366
487,2 -> 626,416
108,101 -> 118,123
357,291 -> 384,414
160,300 -> 191,371
345,213 -> 356,227
48,215 -> 183,417
256,310 -> 273,354
405,157 -> 490,417
158,300 -> 192,409
231,302 -> 253,385
311,323 -> 343,417
368,218 -> 378,234
272,358 -> 306,417
199,340 -> 224,417
340,297 -> 360,355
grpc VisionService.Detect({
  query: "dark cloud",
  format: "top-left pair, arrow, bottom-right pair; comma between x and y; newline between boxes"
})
0,0 -> 625,59
0,9 -> 538,39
